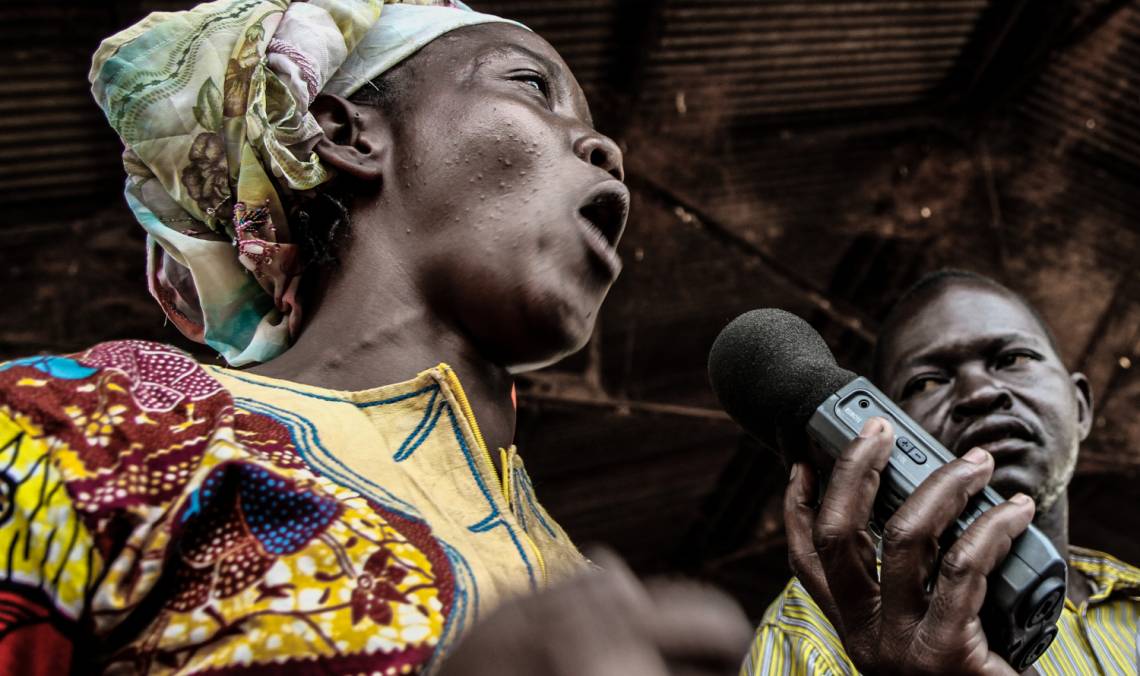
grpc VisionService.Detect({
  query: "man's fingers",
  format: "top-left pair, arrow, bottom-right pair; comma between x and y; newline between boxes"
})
979,652 -> 1023,676
815,419 -> 894,541
546,552 -> 675,676
557,547 -> 663,658
587,546 -> 637,578
925,494 -> 1036,632
880,447 -> 996,620
644,579 -> 754,667
581,549 -> 752,672
784,462 -> 822,581
783,462 -> 844,630
584,546 -> 656,612
812,418 -> 893,634
912,492 -> 1030,674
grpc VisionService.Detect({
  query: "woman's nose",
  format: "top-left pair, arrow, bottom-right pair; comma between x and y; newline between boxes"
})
574,133 -> 624,182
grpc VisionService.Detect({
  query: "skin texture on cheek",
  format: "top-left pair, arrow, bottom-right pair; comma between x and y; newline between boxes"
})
380,33 -> 614,370
1034,439 -> 1077,510
1028,383 -> 1081,510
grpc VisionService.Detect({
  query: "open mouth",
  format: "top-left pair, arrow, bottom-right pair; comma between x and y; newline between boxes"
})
953,416 -> 1040,456
576,181 -> 630,276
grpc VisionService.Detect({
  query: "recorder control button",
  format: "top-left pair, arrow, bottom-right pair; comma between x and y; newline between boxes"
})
896,437 -> 927,464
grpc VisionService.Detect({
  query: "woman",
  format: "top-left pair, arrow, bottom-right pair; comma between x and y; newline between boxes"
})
0,1 -> 749,674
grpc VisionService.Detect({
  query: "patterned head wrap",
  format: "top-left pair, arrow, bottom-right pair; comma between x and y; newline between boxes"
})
90,1 -> 518,365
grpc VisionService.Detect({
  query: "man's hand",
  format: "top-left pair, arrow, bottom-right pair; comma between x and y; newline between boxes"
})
436,549 -> 752,676
785,418 -> 1037,676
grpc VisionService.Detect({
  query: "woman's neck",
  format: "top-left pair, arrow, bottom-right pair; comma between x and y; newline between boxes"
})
247,243 -> 517,454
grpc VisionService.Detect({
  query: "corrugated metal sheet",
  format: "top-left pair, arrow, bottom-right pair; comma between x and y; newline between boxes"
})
0,0 -> 999,208
644,0 -> 987,129
1016,3 -> 1140,190
0,5 -> 122,207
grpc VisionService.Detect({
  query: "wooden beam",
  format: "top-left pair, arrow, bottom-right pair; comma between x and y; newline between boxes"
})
626,170 -> 878,343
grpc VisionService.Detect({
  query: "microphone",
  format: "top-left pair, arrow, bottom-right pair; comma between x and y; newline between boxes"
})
708,308 -> 1066,671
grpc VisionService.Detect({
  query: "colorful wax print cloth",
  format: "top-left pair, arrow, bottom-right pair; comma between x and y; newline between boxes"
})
90,1 -> 516,366
0,341 -> 583,674
741,549 -> 1140,675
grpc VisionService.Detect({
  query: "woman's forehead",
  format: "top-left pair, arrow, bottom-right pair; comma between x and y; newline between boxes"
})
432,23 -> 592,122
460,21 -> 565,62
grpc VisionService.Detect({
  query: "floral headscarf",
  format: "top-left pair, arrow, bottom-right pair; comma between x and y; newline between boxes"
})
90,1 -> 518,365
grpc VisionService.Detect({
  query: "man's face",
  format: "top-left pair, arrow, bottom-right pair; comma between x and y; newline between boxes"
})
878,283 -> 1092,509
384,23 -> 628,371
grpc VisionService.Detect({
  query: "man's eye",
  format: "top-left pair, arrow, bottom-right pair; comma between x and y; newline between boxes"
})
995,351 -> 1038,369
902,376 -> 945,398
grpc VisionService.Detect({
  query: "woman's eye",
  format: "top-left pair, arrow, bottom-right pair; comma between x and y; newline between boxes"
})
513,73 -> 549,99
902,376 -> 945,398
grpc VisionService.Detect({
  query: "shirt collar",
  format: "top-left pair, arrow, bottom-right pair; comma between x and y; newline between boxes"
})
1069,546 -> 1140,603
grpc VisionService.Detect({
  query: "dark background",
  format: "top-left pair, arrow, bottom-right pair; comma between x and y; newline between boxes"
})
1,1 -> 1138,621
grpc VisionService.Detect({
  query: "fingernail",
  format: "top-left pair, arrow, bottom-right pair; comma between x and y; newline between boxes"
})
962,447 -> 990,464
1010,493 -> 1033,506
789,464 -> 800,481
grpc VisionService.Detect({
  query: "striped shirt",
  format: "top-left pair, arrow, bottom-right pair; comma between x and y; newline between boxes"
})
742,547 -> 1140,675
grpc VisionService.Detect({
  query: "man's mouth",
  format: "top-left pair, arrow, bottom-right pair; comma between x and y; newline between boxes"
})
953,416 -> 1041,457
576,180 -> 630,277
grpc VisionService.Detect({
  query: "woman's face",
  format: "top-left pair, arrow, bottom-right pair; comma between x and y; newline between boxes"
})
378,23 -> 628,371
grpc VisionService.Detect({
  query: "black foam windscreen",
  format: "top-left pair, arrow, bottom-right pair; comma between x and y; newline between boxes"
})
708,309 -> 856,441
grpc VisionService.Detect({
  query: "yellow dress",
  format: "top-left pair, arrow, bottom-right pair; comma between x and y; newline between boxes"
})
0,340 -> 584,674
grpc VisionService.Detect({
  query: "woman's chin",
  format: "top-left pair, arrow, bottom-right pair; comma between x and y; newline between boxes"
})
506,358 -> 560,375
506,326 -> 595,375
505,335 -> 590,374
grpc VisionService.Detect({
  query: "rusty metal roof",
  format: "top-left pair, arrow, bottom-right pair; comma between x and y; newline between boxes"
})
0,4 -> 121,208
645,1 -> 987,127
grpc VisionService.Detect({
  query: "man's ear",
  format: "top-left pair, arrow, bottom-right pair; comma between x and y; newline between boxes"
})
310,94 -> 387,183
1071,372 -> 1093,442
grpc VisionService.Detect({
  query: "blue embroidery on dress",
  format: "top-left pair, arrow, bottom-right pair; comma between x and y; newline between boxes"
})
511,470 -> 531,534
235,398 -> 419,519
444,407 -> 537,589
519,470 -> 558,539
221,371 -> 353,402
219,369 -> 435,406
393,388 -> 445,462
467,513 -> 499,533
233,396 -> 479,665
357,386 -> 437,408
425,541 -> 478,674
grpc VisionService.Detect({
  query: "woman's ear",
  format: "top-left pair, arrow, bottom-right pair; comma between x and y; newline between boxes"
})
310,94 -> 387,183
1071,371 -> 1093,442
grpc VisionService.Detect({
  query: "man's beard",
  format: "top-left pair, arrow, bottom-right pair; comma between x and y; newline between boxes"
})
1033,440 -> 1078,513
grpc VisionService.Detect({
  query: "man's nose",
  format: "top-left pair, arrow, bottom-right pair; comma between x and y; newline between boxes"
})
950,366 -> 1013,422
573,132 -> 624,182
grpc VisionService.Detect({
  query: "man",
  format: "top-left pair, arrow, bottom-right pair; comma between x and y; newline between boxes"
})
743,270 -> 1140,675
